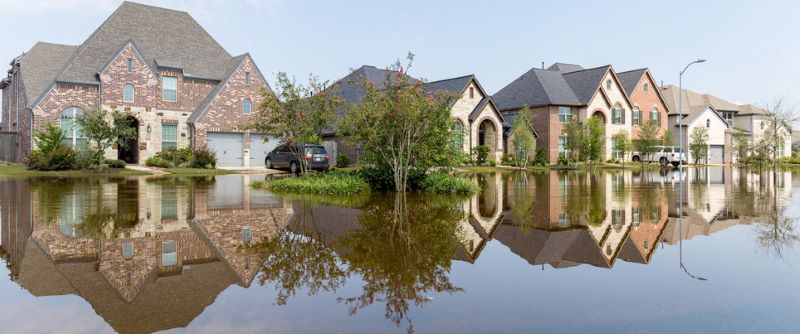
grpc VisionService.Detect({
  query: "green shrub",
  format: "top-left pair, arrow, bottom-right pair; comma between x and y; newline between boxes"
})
473,145 -> 489,165
105,159 -> 126,169
336,153 -> 349,168
145,156 -> 173,168
420,173 -> 478,195
154,147 -> 192,167
27,146 -> 77,171
532,147 -> 548,166
501,153 -> 515,165
488,160 -> 496,167
358,166 -> 426,191
259,172 -> 370,195
191,147 -> 217,169
460,153 -> 473,166
74,147 -> 102,170
780,156 -> 800,165
33,123 -> 66,156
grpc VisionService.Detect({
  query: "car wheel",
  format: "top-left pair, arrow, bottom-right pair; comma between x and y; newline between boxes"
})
671,161 -> 680,167
660,158 -> 668,167
632,156 -> 640,163
289,161 -> 299,174
265,158 -> 273,169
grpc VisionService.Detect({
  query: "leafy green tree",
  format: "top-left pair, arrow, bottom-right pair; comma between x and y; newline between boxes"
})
563,121 -> 583,164
660,129 -> 674,146
612,130 -> 632,165
33,123 -> 66,155
582,117 -> 605,164
731,128 -> 750,164
339,54 -> 457,191
75,108 -> 136,165
510,106 -> 535,168
636,120 -> 661,166
689,126 -> 709,164
245,72 -> 343,174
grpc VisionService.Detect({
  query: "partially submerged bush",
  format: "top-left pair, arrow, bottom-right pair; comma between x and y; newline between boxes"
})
420,173 -> 478,195
473,145 -> 489,165
154,147 -> 193,167
257,172 -> 370,196
191,147 -> 217,169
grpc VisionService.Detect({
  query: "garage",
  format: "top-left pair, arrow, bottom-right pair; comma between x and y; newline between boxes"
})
249,134 -> 280,168
207,132 -> 243,167
708,145 -> 724,164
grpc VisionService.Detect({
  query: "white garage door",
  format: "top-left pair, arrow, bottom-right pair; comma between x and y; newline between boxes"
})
708,145 -> 724,164
249,134 -> 280,168
207,132 -> 243,167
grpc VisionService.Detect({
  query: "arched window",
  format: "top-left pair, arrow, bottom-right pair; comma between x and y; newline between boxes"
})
123,84 -> 135,102
60,107 -> 85,147
632,107 -> 641,125
612,103 -> 625,124
243,98 -> 252,115
650,107 -> 659,125
643,83 -> 649,92
451,119 -> 464,150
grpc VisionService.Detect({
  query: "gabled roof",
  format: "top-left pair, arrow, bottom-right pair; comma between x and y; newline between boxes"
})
17,42 -> 78,105
702,94 -> 740,112
562,65 -> 612,105
56,2 -> 232,84
98,39 -> 157,79
547,63 -> 585,73
737,103 -> 769,116
679,105 -> 729,127
328,65 -> 419,106
421,74 -> 473,95
616,68 -> 647,96
493,68 -> 581,110
187,54 -> 267,124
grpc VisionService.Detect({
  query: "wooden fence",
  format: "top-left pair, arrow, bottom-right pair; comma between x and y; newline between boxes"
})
0,132 -> 22,162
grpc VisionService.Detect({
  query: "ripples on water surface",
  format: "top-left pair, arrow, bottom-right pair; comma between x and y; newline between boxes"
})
0,167 -> 798,333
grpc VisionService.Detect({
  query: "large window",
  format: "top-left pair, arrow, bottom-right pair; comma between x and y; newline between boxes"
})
162,124 -> 178,149
632,107 -> 641,126
60,107 -> 86,147
558,106 -> 573,123
123,84 -> 135,102
243,98 -> 252,115
612,103 -> 625,124
650,107 -> 660,125
451,120 -> 464,150
162,240 -> 177,266
162,76 -> 177,102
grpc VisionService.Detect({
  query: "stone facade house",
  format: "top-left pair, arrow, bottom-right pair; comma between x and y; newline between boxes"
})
493,63 -> 634,163
323,65 -> 507,166
0,2 -> 273,166
616,68 -> 670,140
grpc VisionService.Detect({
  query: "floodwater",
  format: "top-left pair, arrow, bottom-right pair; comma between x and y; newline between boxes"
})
0,168 -> 798,334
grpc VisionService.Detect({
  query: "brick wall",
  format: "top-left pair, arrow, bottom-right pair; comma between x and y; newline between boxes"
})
628,73 -> 668,139
99,43 -> 158,109
156,69 -> 217,112
2,66 -> 33,158
33,83 -> 100,149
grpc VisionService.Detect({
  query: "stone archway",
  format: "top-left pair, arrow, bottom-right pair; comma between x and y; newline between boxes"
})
478,119 -> 498,158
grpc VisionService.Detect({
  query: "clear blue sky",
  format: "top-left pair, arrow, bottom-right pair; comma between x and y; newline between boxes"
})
2,0 -> 798,110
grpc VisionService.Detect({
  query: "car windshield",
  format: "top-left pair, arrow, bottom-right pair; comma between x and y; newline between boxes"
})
305,146 -> 327,154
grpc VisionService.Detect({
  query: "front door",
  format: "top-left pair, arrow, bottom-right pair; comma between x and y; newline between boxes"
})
118,116 -> 139,164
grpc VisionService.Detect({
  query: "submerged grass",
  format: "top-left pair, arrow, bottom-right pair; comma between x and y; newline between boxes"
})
420,173 -> 479,195
253,172 -> 370,196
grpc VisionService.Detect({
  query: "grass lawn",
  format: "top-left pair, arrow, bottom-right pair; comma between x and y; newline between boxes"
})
163,168 -> 236,176
253,172 -> 370,196
0,164 -> 151,178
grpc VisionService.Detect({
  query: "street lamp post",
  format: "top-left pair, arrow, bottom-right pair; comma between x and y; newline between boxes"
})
677,59 -> 706,168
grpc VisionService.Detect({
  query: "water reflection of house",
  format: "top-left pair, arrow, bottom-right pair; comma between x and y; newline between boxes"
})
0,176 -> 289,334
453,173 -> 505,263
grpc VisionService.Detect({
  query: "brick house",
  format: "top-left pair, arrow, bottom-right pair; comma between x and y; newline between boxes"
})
323,65 -> 508,166
493,63 -> 634,163
0,2 -> 273,166
616,68 -> 670,140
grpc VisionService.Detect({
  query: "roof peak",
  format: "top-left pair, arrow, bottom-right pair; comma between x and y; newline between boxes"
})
120,1 -> 189,15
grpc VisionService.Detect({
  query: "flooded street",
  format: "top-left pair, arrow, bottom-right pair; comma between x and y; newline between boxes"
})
1,168 -> 799,333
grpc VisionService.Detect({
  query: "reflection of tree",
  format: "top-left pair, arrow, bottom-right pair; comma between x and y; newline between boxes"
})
251,193 -> 463,333
753,171 -> 799,258
336,193 -> 463,333
563,172 -> 606,226
509,172 -> 536,233
247,203 -> 347,305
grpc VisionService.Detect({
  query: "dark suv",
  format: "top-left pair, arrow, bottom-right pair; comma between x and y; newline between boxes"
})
265,144 -> 330,173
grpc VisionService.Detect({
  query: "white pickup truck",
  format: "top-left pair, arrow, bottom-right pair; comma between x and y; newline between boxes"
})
631,146 -> 687,167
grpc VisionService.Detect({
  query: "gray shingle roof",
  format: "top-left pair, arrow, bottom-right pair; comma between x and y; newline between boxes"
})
18,42 -> 78,105
547,63 -> 585,73
57,1 -> 232,83
616,68 -> 646,96
561,65 -> 611,104
421,75 -> 473,95
329,65 -> 419,106
493,68 -> 581,110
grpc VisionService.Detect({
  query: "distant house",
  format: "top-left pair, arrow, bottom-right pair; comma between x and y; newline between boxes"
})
660,85 -> 792,163
323,65 -> 507,166
493,63 -> 634,163
0,2 -> 273,166
616,68 -> 670,140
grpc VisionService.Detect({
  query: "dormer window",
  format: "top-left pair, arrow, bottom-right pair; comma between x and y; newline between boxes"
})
127,58 -> 133,73
245,72 -> 251,85
469,87 -> 474,99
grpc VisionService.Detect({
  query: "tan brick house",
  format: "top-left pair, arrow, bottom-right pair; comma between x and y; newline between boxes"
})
493,63 -> 634,163
323,65 -> 508,166
0,2 -> 273,166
